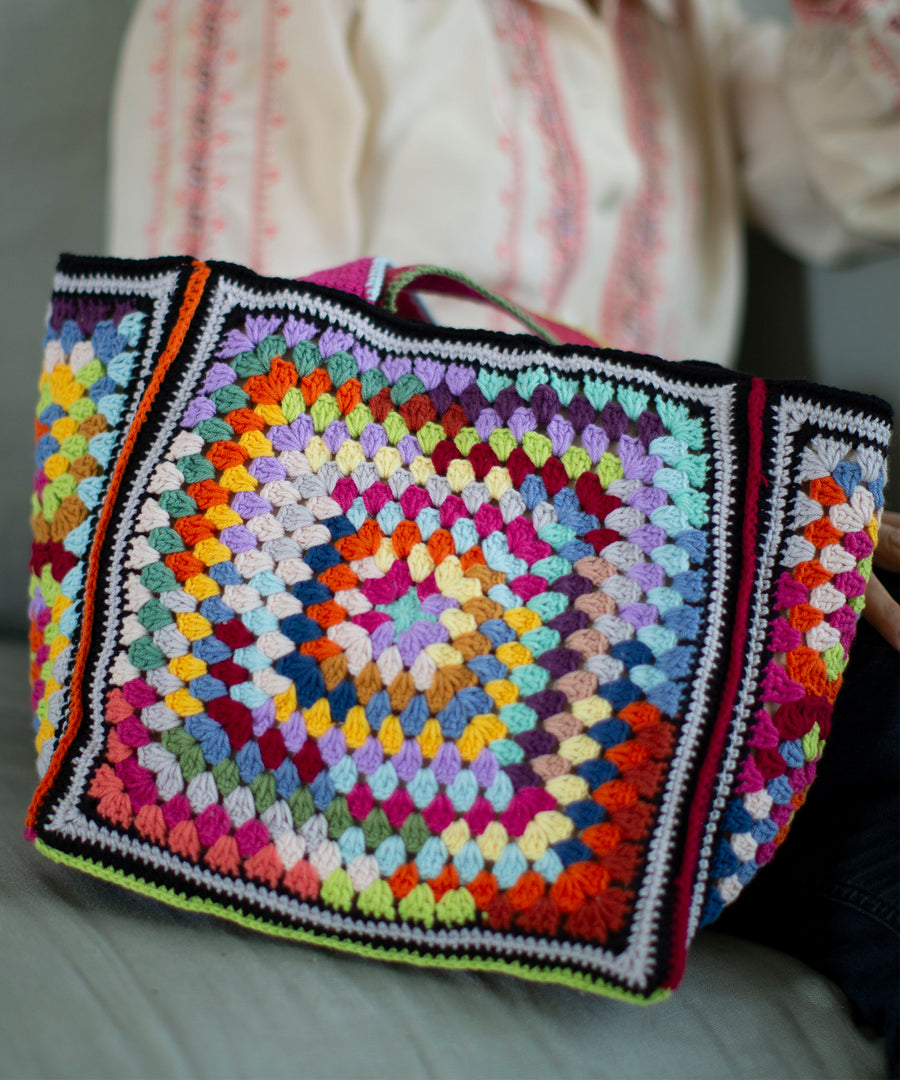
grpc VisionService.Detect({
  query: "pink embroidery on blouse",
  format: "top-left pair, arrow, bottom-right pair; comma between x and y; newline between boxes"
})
249,1 -> 290,273
492,0 -> 587,312
205,1 -> 241,256
600,0 -> 668,354
145,0 -> 178,257
494,105 -> 525,310
177,0 -> 225,256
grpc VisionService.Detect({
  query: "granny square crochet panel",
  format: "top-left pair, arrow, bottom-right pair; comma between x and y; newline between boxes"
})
26,255 -> 892,1000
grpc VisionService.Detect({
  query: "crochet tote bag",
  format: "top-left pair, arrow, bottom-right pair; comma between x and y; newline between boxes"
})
26,254 -> 892,1002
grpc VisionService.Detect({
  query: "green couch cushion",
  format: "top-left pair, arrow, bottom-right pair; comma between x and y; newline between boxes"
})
0,641 -> 885,1077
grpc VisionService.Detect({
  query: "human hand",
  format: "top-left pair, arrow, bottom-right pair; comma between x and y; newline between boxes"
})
863,509 -> 900,651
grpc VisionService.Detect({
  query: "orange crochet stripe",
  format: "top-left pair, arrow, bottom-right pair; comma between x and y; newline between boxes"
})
26,260 -> 210,830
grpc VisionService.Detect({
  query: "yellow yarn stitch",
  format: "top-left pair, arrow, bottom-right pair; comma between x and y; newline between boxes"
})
557,734 -> 602,765
484,679 -> 518,707
274,685 -> 297,722
517,821 -> 550,861
495,642 -> 533,668
457,726 -> 486,761
446,458 -> 476,493
342,706 -> 370,749
335,440 -> 366,475
378,714 -> 404,756
48,635 -> 68,662
43,454 -> 69,480
304,697 -> 332,738
476,821 -> 509,861
373,446 -> 402,479
50,416 -> 80,442
484,466 -> 512,501
253,403 -> 286,426
219,465 -> 258,492
407,544 -> 435,582
534,808 -> 576,842
35,719 -> 54,755
434,557 -> 482,603
194,537 -> 232,566
304,437 -> 331,473
571,696 -> 613,723
418,719 -> 444,760
239,429 -> 274,458
166,688 -> 203,717
424,643 -> 464,667
204,504 -> 243,529
545,775 -> 591,805
374,537 -> 397,573
409,456 -> 436,486
50,371 -> 84,409
469,713 -> 506,742
177,617 -> 216,639
440,609 -> 476,638
503,607 -> 541,635
168,654 -> 207,681
50,594 -> 71,622
184,573 -> 220,601
440,819 -> 470,856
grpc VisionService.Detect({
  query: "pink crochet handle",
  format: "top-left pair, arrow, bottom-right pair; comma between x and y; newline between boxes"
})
303,258 -> 601,348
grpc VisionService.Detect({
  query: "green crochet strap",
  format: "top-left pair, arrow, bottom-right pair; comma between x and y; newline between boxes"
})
379,264 -> 561,345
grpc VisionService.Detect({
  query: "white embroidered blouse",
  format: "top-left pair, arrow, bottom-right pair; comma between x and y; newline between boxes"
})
109,0 -> 900,366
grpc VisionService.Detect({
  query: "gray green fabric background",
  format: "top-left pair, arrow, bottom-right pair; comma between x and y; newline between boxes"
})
0,4 -> 894,1077
0,636 -> 887,1077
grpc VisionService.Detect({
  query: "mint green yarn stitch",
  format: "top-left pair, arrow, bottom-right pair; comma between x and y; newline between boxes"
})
617,385 -> 650,419
655,396 -> 705,449
582,376 -> 615,411
477,369 -> 514,403
548,371 -> 579,405
515,368 -> 547,401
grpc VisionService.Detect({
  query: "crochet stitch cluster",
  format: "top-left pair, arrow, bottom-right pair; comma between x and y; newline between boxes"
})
27,257 -> 889,999
99,310 -> 711,943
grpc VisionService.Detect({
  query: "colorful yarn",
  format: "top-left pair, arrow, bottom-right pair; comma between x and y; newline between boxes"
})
700,436 -> 886,924
27,255 -> 892,1001
27,262 -> 203,779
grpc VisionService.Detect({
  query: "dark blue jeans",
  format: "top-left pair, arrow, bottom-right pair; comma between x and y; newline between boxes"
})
719,572 -> 899,1077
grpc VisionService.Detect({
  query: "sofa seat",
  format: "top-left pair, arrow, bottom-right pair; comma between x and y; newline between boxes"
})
0,641 -> 885,1079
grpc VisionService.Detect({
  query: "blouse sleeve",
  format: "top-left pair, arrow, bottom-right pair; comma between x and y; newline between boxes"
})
725,0 -> 900,263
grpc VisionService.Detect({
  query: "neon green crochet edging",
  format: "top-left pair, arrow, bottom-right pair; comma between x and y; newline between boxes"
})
34,839 -> 670,1004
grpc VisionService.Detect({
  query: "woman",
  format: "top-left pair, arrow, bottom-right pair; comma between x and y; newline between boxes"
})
109,0 -> 900,1065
